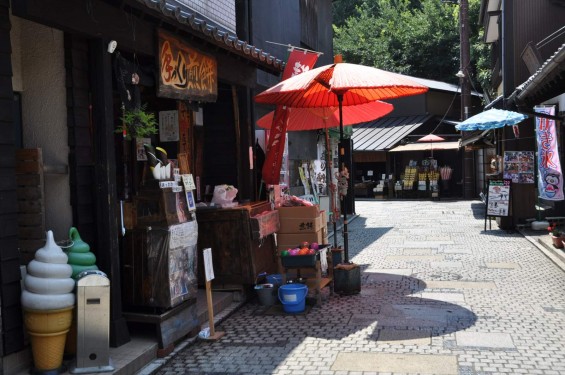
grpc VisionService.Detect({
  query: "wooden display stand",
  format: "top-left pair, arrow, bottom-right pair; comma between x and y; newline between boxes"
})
277,250 -> 334,305
121,178 -> 199,347
196,201 -> 278,288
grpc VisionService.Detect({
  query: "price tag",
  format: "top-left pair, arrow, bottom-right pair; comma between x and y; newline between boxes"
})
182,174 -> 196,190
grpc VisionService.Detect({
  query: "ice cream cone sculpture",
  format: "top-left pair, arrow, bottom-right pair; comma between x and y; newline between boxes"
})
21,230 -> 75,372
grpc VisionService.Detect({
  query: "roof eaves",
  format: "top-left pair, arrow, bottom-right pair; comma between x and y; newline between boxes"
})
134,0 -> 285,74
510,43 -> 565,104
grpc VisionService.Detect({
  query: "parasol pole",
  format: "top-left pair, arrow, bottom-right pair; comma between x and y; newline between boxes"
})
337,93 -> 350,263
325,126 -> 338,249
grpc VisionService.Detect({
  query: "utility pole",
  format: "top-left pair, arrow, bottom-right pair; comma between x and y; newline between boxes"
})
459,0 -> 471,121
458,0 -> 474,199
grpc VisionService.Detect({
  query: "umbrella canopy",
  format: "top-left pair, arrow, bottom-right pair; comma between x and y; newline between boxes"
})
417,134 -> 445,142
256,101 -> 394,131
255,62 -> 428,265
256,63 -> 428,108
455,108 -> 528,131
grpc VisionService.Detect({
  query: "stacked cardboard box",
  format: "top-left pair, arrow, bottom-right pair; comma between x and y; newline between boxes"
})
276,206 -> 328,251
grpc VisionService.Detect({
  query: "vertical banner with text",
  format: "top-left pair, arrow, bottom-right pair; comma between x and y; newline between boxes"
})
536,105 -> 563,201
261,50 -> 319,185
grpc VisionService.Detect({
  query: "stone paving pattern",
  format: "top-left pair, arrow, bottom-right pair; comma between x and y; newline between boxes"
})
155,200 -> 565,375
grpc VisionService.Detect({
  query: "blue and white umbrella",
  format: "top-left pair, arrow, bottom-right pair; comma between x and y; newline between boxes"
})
455,108 -> 528,131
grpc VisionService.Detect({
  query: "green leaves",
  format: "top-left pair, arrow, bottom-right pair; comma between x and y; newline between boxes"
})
333,0 -> 489,94
116,104 -> 158,140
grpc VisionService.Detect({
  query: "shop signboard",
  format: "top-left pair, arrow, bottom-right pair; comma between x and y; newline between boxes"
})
157,29 -> 217,102
503,151 -> 534,184
486,179 -> 511,217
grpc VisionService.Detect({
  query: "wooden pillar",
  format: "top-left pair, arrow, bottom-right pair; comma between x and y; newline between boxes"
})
0,0 -> 25,355
89,38 -> 130,347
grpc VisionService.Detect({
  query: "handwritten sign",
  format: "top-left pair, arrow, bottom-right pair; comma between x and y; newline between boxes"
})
182,174 -> 196,190
486,179 -> 511,217
159,110 -> 179,142
158,29 -> 217,102
203,248 -> 214,282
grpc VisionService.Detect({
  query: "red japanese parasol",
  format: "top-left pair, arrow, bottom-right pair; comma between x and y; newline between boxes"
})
257,100 -> 393,249
416,134 -> 445,142
256,101 -> 393,131
255,62 -> 428,264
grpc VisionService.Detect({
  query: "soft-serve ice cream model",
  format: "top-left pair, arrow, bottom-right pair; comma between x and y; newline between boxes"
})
21,230 -> 75,373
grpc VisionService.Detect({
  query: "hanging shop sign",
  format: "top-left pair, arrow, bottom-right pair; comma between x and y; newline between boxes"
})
157,30 -> 218,102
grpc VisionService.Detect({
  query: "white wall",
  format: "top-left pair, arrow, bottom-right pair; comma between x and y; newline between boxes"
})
11,16 -> 72,241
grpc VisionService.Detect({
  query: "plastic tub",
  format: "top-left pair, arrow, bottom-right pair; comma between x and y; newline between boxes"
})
278,284 -> 308,313
255,284 -> 276,306
266,274 -> 283,286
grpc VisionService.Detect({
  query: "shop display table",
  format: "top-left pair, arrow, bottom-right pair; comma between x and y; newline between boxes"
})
277,249 -> 333,305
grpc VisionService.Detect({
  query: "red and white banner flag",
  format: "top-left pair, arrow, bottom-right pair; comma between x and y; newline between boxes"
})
262,50 -> 319,185
536,105 -> 563,201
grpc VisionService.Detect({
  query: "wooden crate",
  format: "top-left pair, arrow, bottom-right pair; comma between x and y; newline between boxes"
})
16,149 -> 46,264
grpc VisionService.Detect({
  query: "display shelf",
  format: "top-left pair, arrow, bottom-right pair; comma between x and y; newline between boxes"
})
277,252 -> 333,305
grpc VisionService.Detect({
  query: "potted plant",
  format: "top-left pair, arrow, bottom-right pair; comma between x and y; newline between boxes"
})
548,223 -> 563,248
116,104 -> 158,140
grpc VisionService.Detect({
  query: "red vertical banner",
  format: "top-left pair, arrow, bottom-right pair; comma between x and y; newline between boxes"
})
262,50 -> 319,185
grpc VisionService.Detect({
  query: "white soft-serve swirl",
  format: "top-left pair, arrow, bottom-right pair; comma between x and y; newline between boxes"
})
21,231 -> 76,310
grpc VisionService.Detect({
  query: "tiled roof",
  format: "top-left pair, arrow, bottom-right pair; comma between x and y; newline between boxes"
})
134,0 -> 285,73
352,115 -> 433,151
513,43 -> 565,104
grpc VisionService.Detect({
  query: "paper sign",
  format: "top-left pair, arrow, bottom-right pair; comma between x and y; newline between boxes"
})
159,110 -> 179,142
203,248 -> 214,282
182,174 -> 196,190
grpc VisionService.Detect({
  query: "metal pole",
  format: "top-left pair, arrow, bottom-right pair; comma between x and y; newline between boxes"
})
338,94 -> 349,263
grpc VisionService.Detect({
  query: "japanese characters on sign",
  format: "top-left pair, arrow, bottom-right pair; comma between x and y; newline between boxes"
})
486,179 -> 511,217
157,30 -> 217,102
535,105 -> 563,201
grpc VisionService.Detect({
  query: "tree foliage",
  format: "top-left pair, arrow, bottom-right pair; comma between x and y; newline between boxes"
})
333,0 -> 491,96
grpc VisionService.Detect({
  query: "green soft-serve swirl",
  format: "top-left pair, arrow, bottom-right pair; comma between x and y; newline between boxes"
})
67,227 -> 99,279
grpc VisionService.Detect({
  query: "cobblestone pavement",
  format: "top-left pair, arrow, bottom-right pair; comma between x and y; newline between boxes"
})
156,200 -> 565,375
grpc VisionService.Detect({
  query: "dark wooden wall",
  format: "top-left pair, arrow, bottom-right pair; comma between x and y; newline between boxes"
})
0,0 -> 25,356
513,0 -> 565,85
65,34 -> 98,247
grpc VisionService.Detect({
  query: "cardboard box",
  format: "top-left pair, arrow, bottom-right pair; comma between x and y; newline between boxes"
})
320,210 -> 327,226
278,214 -> 322,233
276,230 -> 324,251
276,205 -> 319,219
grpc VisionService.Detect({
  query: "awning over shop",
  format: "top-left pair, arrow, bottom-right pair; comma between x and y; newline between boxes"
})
389,141 -> 460,152
352,114 -> 433,151
460,130 -> 494,149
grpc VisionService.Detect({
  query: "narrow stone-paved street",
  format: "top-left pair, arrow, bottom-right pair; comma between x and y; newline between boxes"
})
156,200 -> 565,375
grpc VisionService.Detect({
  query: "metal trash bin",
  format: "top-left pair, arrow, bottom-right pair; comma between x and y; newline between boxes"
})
70,270 -> 114,374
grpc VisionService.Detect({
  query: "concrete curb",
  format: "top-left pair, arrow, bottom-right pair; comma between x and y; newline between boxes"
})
519,229 -> 565,273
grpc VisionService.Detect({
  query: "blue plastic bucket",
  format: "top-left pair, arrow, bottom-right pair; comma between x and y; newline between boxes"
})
266,274 -> 283,286
278,284 -> 308,313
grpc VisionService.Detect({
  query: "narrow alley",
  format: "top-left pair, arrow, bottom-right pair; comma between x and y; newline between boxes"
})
154,200 -> 565,375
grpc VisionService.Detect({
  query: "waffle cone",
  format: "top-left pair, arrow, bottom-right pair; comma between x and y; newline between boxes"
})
28,329 -> 69,370
24,307 -> 73,371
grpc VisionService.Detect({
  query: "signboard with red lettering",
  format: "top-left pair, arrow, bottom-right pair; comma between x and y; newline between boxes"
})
157,30 -> 217,102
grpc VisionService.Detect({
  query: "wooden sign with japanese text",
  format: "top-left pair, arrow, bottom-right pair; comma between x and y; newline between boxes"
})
157,30 -> 218,102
